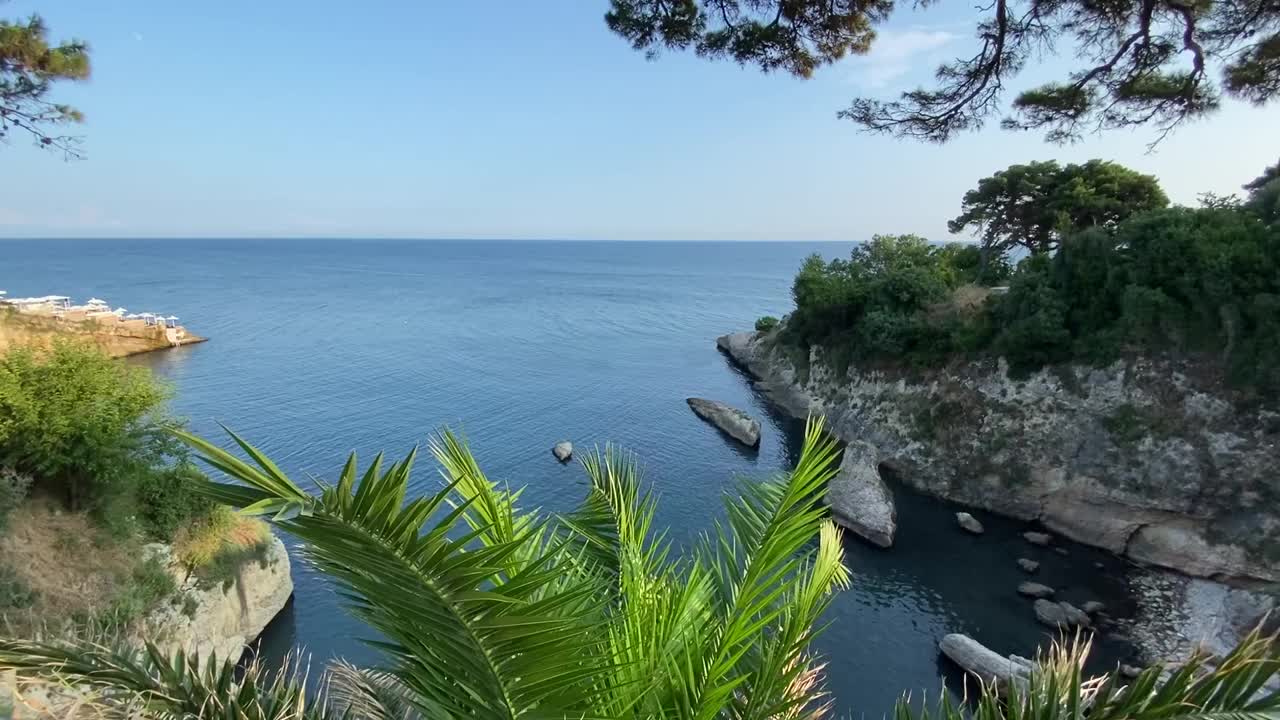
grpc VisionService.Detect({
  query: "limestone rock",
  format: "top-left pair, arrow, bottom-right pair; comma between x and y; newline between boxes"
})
148,533 -> 293,660
1060,601 -> 1092,628
1024,531 -> 1052,546
552,441 -> 573,462
1054,547 -> 1070,556
1082,600 -> 1107,614
686,398 -> 761,448
1018,582 -> 1056,599
939,634 -> 1030,692
827,440 -> 896,548
1120,664 -> 1143,679
1034,599 -> 1069,628
1017,558 -> 1040,573
956,511 -> 985,535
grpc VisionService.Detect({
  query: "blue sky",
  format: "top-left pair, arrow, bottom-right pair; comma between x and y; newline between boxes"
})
3,1 -> 1277,241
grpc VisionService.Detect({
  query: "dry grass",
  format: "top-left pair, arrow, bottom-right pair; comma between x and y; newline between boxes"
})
0,499 -> 138,637
172,505 -> 268,572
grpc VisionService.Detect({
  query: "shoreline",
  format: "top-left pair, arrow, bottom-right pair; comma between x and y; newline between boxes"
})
715,328 -> 1277,667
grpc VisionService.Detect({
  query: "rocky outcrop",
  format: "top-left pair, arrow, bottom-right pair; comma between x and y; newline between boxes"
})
827,441 -> 896,547
939,634 -> 1031,692
686,398 -> 761,447
146,533 -> 293,660
716,329 -> 1280,584
552,441 -> 573,462
956,512 -> 984,534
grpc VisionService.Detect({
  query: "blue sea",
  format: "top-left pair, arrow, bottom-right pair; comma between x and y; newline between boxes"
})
1,239 -> 1136,717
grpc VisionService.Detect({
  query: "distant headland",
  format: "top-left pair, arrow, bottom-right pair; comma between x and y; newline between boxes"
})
0,291 -> 205,358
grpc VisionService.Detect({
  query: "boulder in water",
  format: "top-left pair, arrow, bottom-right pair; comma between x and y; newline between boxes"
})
1017,558 -> 1040,573
1082,600 -> 1106,615
552,441 -> 573,462
1018,582 -> 1056,599
939,634 -> 1030,692
956,512 -> 985,535
827,441 -> 896,548
686,398 -> 761,448
1024,531 -> 1052,546
1034,598 -> 1069,627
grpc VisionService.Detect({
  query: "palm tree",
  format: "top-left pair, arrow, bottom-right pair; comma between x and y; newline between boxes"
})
2,416 -> 1279,720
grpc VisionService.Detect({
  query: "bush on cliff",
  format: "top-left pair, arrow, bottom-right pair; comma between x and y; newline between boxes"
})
988,206 -> 1280,391
785,234 -> 999,369
782,173 -> 1280,395
2,419 -> 1277,720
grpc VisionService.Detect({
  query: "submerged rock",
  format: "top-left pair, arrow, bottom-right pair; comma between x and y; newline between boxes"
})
1018,582 -> 1056,599
827,440 -> 896,548
1121,664 -> 1143,679
686,398 -> 761,448
1017,558 -> 1041,573
1082,600 -> 1107,615
1034,598 -> 1069,627
1034,599 -> 1091,629
552,441 -> 573,462
956,511 -> 985,535
1024,531 -> 1052,546
939,634 -> 1030,692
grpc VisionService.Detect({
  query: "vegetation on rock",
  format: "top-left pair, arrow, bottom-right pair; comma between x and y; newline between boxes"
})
779,160 -> 1280,397
0,341 -> 270,636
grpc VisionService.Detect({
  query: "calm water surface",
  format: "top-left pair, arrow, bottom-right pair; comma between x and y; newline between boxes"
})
2,239 -> 1137,717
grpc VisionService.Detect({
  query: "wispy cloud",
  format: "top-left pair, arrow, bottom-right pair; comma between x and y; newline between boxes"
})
848,28 -> 957,89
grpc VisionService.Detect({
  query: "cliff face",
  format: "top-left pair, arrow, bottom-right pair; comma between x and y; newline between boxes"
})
718,330 -> 1280,584
146,534 -> 294,661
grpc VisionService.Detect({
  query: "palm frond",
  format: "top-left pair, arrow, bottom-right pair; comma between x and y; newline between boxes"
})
176,429 -> 615,720
680,416 -> 844,720
560,444 -> 666,580
899,625 -> 1280,720
0,638 -> 325,720
324,659 -> 422,720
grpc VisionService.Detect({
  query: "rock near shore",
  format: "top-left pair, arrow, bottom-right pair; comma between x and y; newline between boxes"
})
146,533 -> 294,660
715,329 -> 1280,585
686,398 -> 761,447
827,441 -> 896,548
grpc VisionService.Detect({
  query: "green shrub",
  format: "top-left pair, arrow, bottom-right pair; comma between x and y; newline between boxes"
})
754,315 -> 779,332
136,462 -> 215,541
0,341 -> 170,512
96,555 -> 175,633
780,201 -> 1280,395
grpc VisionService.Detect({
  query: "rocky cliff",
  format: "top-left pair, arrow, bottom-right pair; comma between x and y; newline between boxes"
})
146,533 -> 293,660
718,330 -> 1280,585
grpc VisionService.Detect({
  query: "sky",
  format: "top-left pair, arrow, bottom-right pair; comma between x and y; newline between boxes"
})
2,1 -> 1278,241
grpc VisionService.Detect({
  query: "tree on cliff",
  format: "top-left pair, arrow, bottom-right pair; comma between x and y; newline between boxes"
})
1246,158 -> 1280,224
1,12 -> 90,158
3,418 -> 1279,718
949,160 -> 1169,259
604,0 -> 1280,145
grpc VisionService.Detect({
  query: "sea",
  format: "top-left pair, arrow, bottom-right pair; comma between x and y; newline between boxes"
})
1,238 -> 1137,717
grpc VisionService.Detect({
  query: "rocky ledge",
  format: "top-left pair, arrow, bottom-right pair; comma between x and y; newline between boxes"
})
716,330 -> 1280,585
146,532 -> 294,660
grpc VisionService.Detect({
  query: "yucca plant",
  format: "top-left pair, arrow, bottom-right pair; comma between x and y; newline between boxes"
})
2,415 -> 1279,720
